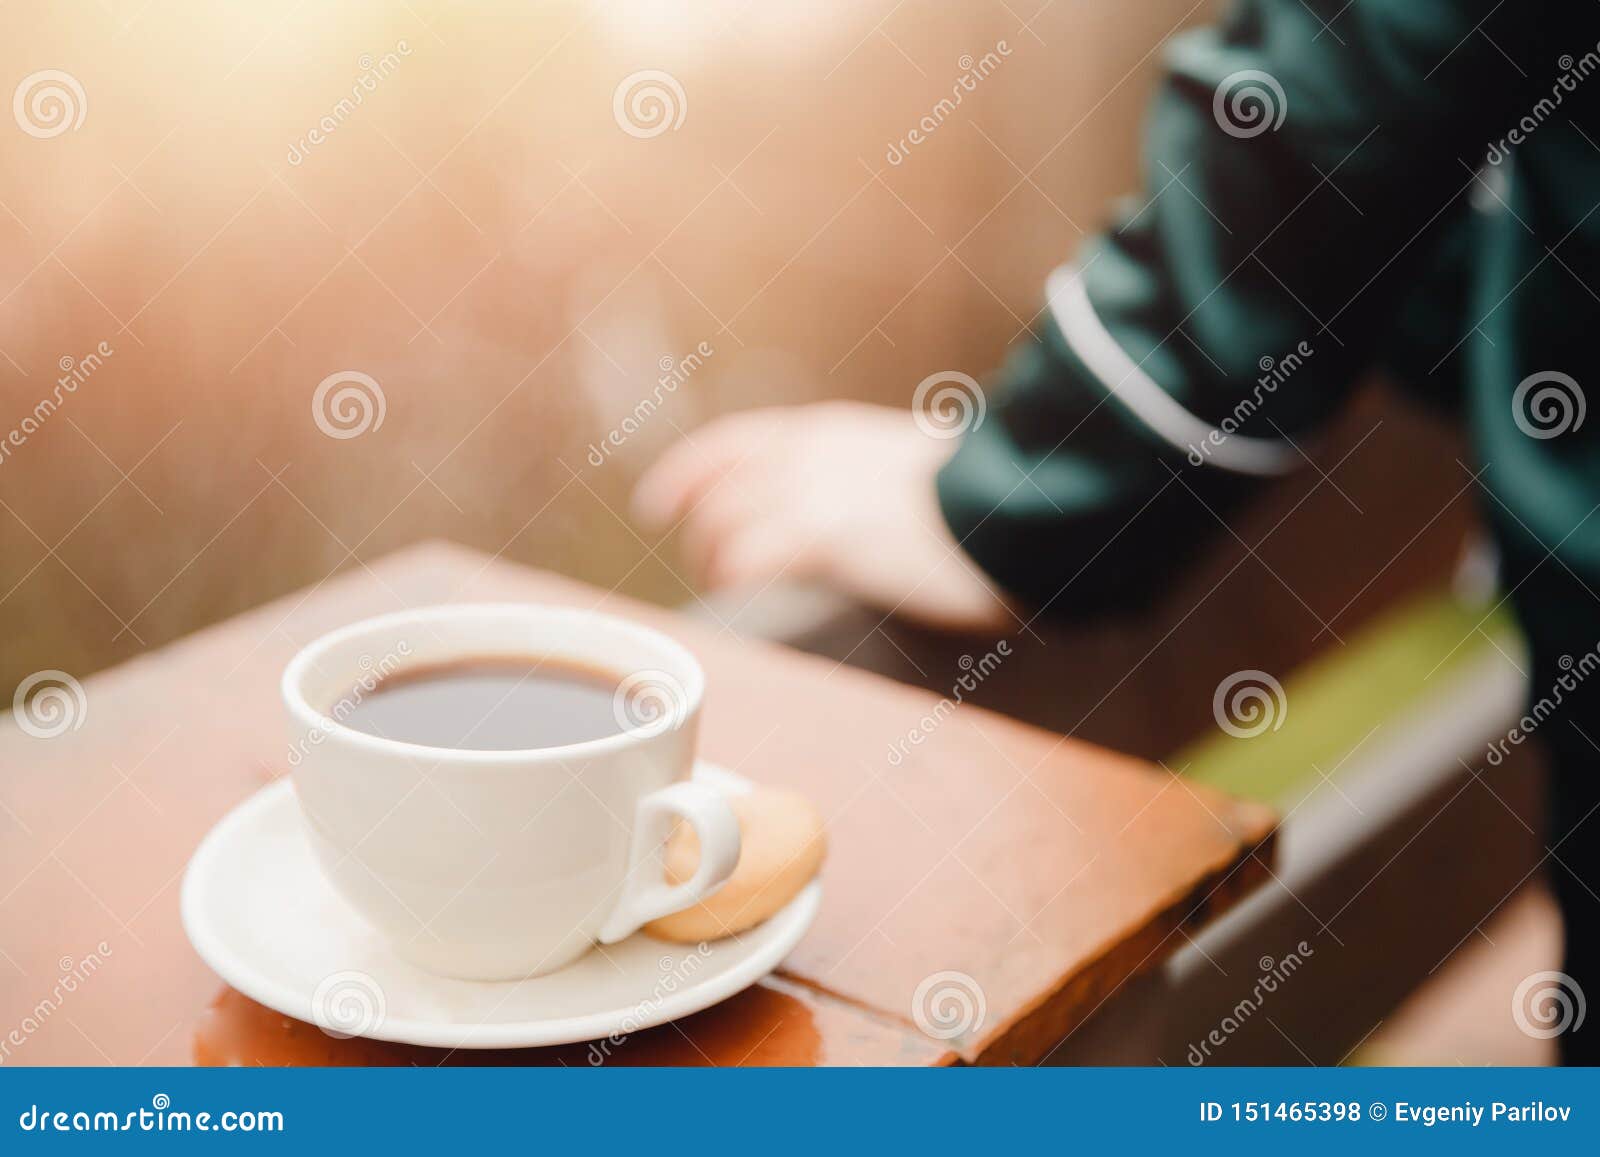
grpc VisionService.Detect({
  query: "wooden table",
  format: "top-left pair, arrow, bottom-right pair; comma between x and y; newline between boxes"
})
0,542 -> 1274,1066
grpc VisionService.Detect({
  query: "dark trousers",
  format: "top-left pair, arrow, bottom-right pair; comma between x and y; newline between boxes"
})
1505,552 -> 1600,1065
1546,733 -> 1600,1065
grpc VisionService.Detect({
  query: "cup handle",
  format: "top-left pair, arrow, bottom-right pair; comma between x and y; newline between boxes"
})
596,780 -> 742,944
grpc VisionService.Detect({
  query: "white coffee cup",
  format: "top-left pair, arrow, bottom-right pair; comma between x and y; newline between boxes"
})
281,603 -> 741,981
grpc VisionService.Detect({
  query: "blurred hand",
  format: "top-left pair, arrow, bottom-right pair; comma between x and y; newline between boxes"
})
632,401 -> 1012,632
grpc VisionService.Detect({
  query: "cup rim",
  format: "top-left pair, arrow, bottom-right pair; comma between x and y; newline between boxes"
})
281,602 -> 705,765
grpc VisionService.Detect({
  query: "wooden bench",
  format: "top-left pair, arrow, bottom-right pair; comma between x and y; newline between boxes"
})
0,541 -> 1275,1066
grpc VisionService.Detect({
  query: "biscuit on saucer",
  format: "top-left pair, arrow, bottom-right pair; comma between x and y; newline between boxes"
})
645,787 -> 825,943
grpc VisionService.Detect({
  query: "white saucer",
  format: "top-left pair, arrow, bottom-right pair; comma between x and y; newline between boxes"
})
180,761 -> 821,1049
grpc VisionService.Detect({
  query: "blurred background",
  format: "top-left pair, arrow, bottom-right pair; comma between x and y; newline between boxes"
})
0,0 -> 1163,683
1,1 -> 1549,1063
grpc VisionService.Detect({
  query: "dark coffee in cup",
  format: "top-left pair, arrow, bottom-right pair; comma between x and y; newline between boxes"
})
339,657 -> 625,750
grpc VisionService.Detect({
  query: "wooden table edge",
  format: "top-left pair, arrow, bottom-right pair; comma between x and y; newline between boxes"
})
969,816 -> 1279,1065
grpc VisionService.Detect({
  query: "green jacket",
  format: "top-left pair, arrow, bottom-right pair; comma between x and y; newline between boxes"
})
937,0 -> 1597,691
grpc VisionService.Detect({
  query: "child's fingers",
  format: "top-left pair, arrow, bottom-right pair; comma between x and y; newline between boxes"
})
631,434 -> 717,530
631,409 -> 786,530
704,522 -> 810,591
677,486 -> 759,584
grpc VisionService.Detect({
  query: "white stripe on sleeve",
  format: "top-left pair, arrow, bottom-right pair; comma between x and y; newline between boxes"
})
1045,265 -> 1298,477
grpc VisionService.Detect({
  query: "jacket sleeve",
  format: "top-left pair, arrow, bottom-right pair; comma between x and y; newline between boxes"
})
937,0 -> 1544,617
